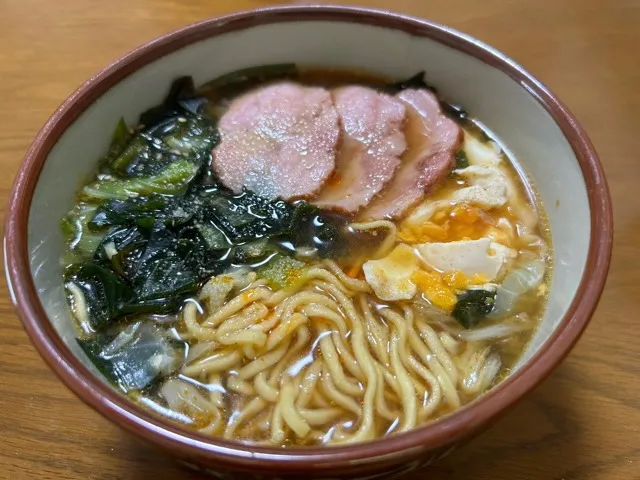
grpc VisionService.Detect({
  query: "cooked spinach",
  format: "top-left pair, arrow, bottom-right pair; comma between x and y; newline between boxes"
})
192,187 -> 292,243
388,71 -> 471,124
61,203 -> 103,259
108,134 -> 187,178
101,117 -> 133,169
63,75 -> 350,334
78,321 -> 186,392
280,202 -> 347,257
144,113 -> 217,159
138,76 -> 206,128
89,196 -> 170,230
81,160 -> 200,201
258,254 -> 306,290
93,226 -> 147,279
455,150 -> 469,169
65,264 -> 134,330
388,71 -> 431,92
452,289 -> 496,329
441,103 -> 469,122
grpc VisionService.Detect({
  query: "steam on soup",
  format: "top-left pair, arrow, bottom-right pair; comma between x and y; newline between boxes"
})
61,65 -> 551,446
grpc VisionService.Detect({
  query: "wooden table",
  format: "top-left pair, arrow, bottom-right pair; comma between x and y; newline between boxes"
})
0,1 -> 637,479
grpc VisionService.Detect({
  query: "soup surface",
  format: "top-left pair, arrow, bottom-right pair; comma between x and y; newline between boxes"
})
61,65 -> 551,446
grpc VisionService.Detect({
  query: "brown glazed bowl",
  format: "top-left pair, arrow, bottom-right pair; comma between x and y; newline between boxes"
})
4,5 -> 612,480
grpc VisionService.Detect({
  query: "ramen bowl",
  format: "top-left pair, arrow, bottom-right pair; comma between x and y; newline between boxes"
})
4,6 -> 612,480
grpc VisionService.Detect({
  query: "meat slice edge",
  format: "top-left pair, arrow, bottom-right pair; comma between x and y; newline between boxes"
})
212,82 -> 340,201
360,89 -> 462,220
312,86 -> 407,213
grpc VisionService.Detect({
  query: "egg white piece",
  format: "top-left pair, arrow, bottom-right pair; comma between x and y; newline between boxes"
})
363,243 -> 419,301
452,165 -> 508,209
463,131 -> 502,167
417,238 -> 516,281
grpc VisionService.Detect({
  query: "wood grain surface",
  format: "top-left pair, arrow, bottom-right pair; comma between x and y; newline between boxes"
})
0,1 -> 638,479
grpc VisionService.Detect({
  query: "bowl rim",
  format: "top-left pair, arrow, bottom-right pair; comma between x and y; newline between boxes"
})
4,4 -> 613,472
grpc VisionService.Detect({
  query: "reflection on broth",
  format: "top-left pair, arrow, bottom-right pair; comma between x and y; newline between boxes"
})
60,65 -> 551,447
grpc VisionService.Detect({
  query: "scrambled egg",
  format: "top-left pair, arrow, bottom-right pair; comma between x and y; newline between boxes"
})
399,131 -> 509,239
452,165 -> 508,210
362,131 -> 524,308
463,130 -> 502,167
362,244 -> 419,301
362,240 -> 503,309
411,270 -> 457,310
399,203 -> 516,248
402,201 -> 440,230
411,270 -> 489,311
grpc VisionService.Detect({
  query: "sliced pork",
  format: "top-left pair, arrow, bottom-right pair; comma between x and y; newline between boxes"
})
312,86 -> 407,213
212,83 -> 340,201
360,89 -> 462,220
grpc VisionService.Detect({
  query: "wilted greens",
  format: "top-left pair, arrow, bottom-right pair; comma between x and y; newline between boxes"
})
452,289 -> 497,329
78,321 -> 186,392
62,76 -> 349,336
61,75 -> 354,392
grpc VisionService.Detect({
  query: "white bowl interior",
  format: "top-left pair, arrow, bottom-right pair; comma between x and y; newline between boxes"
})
25,20 -> 590,381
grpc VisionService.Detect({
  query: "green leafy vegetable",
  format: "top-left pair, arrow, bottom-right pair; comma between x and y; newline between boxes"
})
139,76 -> 205,128
258,254 -> 306,289
65,264 -> 134,330
108,134 -> 186,178
194,187 -> 292,243
100,76 -> 216,181
62,75 -> 351,333
98,223 -> 225,303
238,239 -> 269,258
195,223 -> 231,250
387,71 -> 471,124
129,223 -> 223,302
78,321 -> 186,392
111,117 -> 132,150
89,196 -> 170,230
81,160 -> 199,201
61,203 -> 104,258
93,226 -> 147,279
452,289 -> 496,329
455,150 -> 469,169
279,202 -> 347,257
440,103 -> 469,122
145,113 -> 217,157
99,117 -> 133,171
387,71 -> 430,92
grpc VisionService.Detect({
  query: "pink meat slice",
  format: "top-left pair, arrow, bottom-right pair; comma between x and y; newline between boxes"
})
212,82 -> 340,200
360,89 -> 462,220
312,86 -> 407,213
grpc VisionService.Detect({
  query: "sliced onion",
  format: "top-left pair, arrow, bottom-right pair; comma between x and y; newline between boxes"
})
65,282 -> 92,334
461,347 -> 502,395
186,341 -> 217,363
160,377 -> 212,416
412,300 -> 456,325
458,322 -> 529,342
145,313 -> 180,325
491,260 -> 545,317
101,322 -> 140,355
